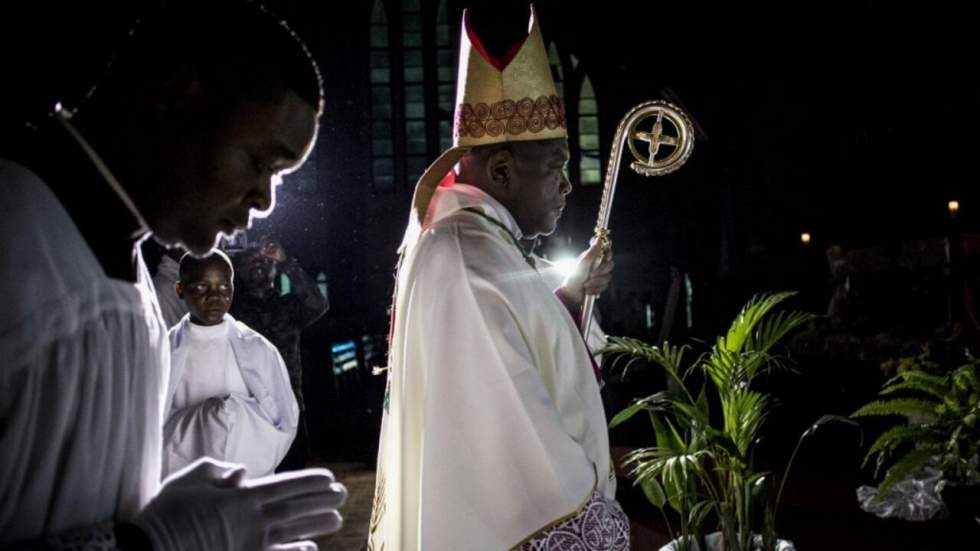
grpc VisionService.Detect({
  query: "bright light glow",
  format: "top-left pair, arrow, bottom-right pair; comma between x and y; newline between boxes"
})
553,257 -> 579,279
800,233 -> 811,245
949,200 -> 960,215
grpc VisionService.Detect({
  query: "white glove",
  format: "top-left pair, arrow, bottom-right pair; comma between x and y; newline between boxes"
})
136,457 -> 346,551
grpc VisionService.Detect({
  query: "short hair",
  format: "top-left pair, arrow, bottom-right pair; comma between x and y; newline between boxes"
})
458,139 -> 558,176
179,249 -> 235,283
94,0 -> 323,115
469,139 -> 559,159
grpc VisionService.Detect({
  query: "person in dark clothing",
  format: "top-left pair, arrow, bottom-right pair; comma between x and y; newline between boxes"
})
231,237 -> 327,471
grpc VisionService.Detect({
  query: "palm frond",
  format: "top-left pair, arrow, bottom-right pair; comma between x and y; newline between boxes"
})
684,350 -> 713,380
622,447 -> 662,468
608,392 -> 671,429
605,354 -> 646,380
673,400 -> 709,429
656,342 -> 691,376
662,459 -> 685,513
640,477 -> 667,509
703,348 -> 740,393
718,292 -> 798,354
746,308 -> 815,362
649,413 -> 688,454
630,449 -> 711,513
721,390 -> 769,457
606,290 -> 819,543
688,500 -> 715,530
603,337 -> 690,377
735,349 -> 781,386
603,337 -> 656,379
696,386 -> 710,419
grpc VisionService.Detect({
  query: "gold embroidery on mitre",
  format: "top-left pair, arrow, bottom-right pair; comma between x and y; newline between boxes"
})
456,95 -> 566,139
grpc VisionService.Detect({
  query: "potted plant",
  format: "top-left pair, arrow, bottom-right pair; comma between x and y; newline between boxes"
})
851,341 -> 980,521
607,292 -> 850,551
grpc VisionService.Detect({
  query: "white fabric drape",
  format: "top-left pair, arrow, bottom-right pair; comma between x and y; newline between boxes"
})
370,183 -> 617,551
163,315 -> 298,478
0,161 -> 167,540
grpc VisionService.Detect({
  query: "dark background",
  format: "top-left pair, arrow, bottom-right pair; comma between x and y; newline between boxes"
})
3,1 -> 977,547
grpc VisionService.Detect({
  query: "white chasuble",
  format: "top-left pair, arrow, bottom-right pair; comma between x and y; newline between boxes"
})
370,183 -> 627,551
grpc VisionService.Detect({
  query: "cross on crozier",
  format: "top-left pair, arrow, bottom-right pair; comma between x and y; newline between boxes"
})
634,112 -> 679,165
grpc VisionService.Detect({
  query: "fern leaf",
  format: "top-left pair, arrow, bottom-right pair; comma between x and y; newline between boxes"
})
851,398 -> 938,420
862,425 -> 922,468
882,370 -> 948,399
877,448 -> 933,497
880,381 -> 946,400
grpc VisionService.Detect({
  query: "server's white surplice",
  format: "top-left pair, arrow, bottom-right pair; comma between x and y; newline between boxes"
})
163,315 -> 298,478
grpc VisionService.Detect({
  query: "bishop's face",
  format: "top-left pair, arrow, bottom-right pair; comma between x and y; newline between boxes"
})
506,138 -> 571,238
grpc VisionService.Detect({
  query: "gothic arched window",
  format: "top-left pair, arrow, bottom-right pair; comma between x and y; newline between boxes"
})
368,0 -> 459,192
548,42 -> 564,101
369,0 -> 394,191
402,0 -> 427,186
436,0 -> 455,151
547,43 -> 601,187
578,74 -> 601,185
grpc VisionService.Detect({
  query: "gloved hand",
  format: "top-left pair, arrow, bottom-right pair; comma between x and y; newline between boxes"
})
136,457 -> 346,551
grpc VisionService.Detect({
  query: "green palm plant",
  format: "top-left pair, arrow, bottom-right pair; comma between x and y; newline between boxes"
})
608,292 -> 850,551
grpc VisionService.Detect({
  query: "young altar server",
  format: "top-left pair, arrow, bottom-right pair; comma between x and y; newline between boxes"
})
163,250 -> 298,478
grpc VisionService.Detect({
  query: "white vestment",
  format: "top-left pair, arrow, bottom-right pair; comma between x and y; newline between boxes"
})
370,183 -> 620,551
0,161 -> 167,541
163,314 -> 298,478
535,256 -> 609,362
